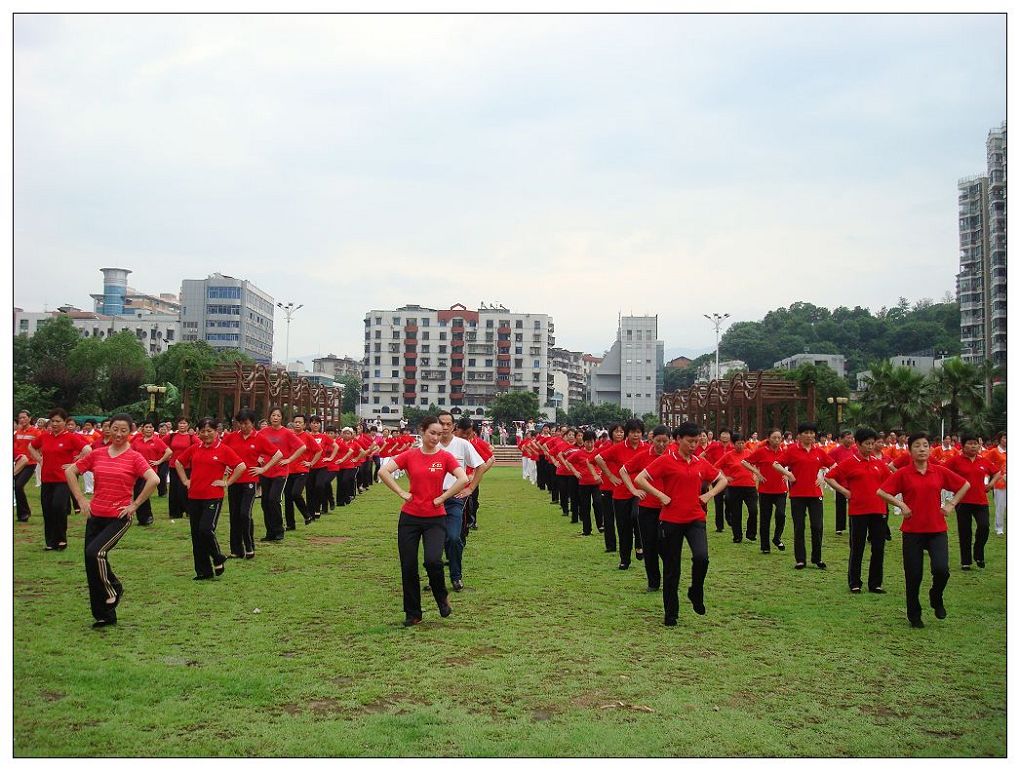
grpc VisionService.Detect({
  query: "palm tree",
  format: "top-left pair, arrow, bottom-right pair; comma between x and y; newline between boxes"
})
860,361 -> 933,432
927,358 -> 985,435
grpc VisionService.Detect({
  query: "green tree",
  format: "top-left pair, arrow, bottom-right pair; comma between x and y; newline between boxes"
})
781,363 -> 850,434
488,391 -> 541,425
562,401 -> 633,427
336,374 -> 362,414
928,358 -> 986,435
859,362 -> 934,432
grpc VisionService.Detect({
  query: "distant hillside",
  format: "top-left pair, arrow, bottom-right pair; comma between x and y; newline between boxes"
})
718,298 -> 960,378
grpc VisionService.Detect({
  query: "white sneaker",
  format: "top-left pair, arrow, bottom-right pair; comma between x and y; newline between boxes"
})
996,530 -> 1004,536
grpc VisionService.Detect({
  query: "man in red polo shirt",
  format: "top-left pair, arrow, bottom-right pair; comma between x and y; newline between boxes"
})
879,431 -> 969,628
773,422 -> 836,570
595,419 -> 646,570
945,432 -> 1002,570
635,422 -> 727,626
718,433 -> 759,544
827,430 -> 856,535
825,427 -> 892,594
702,429 -> 733,532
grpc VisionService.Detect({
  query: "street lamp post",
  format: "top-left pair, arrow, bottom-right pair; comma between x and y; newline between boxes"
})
703,312 -> 730,380
276,301 -> 304,371
826,395 -> 849,429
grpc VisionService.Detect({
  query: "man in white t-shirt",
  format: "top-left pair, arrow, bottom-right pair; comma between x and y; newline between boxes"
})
437,411 -> 484,592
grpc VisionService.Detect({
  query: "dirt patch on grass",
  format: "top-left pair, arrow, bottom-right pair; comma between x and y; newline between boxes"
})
308,537 -> 351,545
724,690 -> 761,708
361,693 -> 430,715
859,704 -> 906,719
162,656 -> 200,667
40,690 -> 64,702
571,692 -> 608,709
531,707 -> 557,721
330,676 -> 354,687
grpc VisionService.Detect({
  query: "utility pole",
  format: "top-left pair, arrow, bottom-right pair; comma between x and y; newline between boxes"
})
703,313 -> 730,380
276,301 -> 304,371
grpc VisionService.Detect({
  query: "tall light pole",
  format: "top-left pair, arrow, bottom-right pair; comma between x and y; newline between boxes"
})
703,313 -> 730,380
276,301 -> 303,371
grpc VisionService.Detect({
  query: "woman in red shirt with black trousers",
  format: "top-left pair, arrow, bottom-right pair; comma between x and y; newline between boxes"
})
379,416 -> 469,627
66,413 -> 160,628
879,431 -> 969,628
175,417 -> 247,580
28,408 -> 91,550
773,422 -> 836,570
166,417 -> 199,520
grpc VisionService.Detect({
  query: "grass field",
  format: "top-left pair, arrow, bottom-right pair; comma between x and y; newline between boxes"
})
13,467 -> 1007,757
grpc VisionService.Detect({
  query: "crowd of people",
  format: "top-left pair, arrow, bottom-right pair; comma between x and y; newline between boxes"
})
13,407 -> 442,628
12,405 -> 1007,631
517,420 -> 1006,628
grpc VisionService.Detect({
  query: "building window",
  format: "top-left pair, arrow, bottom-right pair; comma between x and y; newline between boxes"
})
439,345 -> 447,353
422,332 -> 430,340
485,359 -> 494,367
375,331 -> 381,339
420,384 -> 429,392
420,398 -> 429,405
468,358 -> 476,366
533,359 -> 541,368
375,317 -> 382,325
392,357 -> 399,365
391,370 -> 399,377
392,316 -> 401,324
421,319 -> 430,327
422,345 -> 431,352
374,356 -> 381,365
207,286 -> 241,299
439,332 -> 447,340
374,369 -> 381,378
438,385 -> 446,393
373,397 -> 380,404
515,359 -> 523,368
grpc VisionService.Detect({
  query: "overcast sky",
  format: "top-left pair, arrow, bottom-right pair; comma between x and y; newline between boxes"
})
14,13 -> 1005,364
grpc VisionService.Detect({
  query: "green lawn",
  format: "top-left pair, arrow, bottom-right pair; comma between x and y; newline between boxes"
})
13,467 -> 1006,757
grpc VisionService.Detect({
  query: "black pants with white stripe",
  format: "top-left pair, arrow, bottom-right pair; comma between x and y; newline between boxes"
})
227,482 -> 258,557
84,515 -> 132,622
187,498 -> 226,578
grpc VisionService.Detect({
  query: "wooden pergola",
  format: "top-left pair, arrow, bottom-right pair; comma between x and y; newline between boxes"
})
659,371 -> 815,436
186,361 -> 345,425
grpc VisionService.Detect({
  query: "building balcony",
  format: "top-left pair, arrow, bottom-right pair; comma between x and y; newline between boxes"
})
404,323 -> 418,333
405,351 -> 418,360
450,392 -> 464,400
451,365 -> 464,374
403,392 -> 417,401
497,365 -> 511,374
450,379 -> 464,386
404,365 -> 418,373
403,378 -> 417,386
498,325 -> 511,334
497,353 -> 511,361
403,338 -> 418,346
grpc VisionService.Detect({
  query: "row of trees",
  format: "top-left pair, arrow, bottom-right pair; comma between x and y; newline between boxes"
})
13,316 -> 364,423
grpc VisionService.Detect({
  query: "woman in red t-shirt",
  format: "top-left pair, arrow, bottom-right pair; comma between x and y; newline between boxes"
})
28,408 -> 91,550
175,417 -> 246,580
562,430 -> 602,536
65,412 -> 159,628
166,418 -> 200,520
378,416 -> 468,627
878,431 -> 969,628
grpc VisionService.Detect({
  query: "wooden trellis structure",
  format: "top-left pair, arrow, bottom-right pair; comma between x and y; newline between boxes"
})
186,362 -> 345,425
659,371 -> 815,436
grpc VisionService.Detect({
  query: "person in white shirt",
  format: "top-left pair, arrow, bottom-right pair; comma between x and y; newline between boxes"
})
436,411 -> 484,592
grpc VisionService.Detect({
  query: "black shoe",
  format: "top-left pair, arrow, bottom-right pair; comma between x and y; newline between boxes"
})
230,552 -> 245,559
687,587 -> 706,615
193,575 -> 212,581
909,617 -> 925,629
813,561 -> 827,570
961,564 -> 971,571
56,543 -> 68,551
92,618 -> 117,629
470,524 -> 477,530
403,616 -> 422,627
16,517 -> 29,522
636,550 -> 644,561
976,560 -> 986,568
452,579 -> 464,592
664,617 -> 677,627
597,526 -> 604,533
244,552 -> 255,560
424,584 -> 432,593
715,528 -> 724,533
774,541 -> 786,551
303,516 -> 314,526
618,563 -> 629,570
732,538 -> 742,544
850,586 -> 862,594
213,559 -> 226,577
794,562 -> 806,570
260,535 -> 284,542
44,545 -> 55,551
761,548 -> 771,554
286,525 -> 296,531
646,585 -> 660,592
746,535 -> 757,542
439,601 -> 453,618
835,530 -> 844,536
868,587 -> 886,594
932,603 -> 947,620
605,547 -> 616,553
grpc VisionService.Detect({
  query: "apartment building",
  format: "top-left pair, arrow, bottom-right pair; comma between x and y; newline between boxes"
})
179,273 -> 274,363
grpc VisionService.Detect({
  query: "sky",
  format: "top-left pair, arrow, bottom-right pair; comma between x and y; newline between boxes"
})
13,13 -> 1006,365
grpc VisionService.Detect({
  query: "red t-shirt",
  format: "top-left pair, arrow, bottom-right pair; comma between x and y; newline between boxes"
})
744,445 -> 788,495
597,441 -> 645,500
130,435 -> 169,465
982,446 -> 1006,490
552,437 -> 576,476
13,426 -> 42,463
828,453 -> 892,516
287,431 -> 320,475
775,444 -> 836,498
468,437 -> 494,478
177,442 -> 243,500
945,454 -> 998,506
167,432 -> 201,467
392,448 -> 461,517
828,444 -> 855,465
717,448 -> 755,488
880,463 -> 967,534
643,452 -> 721,524
565,447 -> 600,486
221,430 -> 281,483
623,447 -> 672,510
258,426 -> 304,478
30,431 -> 91,483
73,446 -> 152,518
703,441 -> 732,466
307,432 -> 336,469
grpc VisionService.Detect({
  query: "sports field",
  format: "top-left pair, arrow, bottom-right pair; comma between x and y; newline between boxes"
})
13,467 -> 1007,757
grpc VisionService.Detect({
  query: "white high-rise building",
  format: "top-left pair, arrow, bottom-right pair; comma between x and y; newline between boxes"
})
590,315 -> 664,417
179,273 -> 274,363
358,303 -> 557,423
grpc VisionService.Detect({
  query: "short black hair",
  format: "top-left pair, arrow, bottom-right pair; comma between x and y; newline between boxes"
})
48,408 -> 68,420
906,431 -> 930,449
854,427 -> 878,444
456,417 -> 473,432
673,422 -> 700,439
650,425 -> 669,437
797,422 -> 817,435
731,432 -> 743,442
582,430 -> 596,442
623,418 -> 645,434
195,416 -> 217,430
960,431 -> 980,445
292,413 -> 306,422
839,430 -> 853,438
109,413 -> 134,429
236,408 -> 258,423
